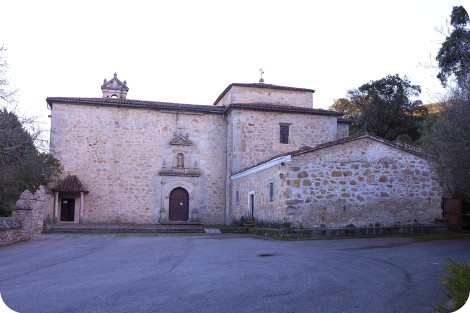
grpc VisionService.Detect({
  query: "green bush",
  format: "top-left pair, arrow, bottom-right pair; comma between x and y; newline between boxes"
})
435,259 -> 470,312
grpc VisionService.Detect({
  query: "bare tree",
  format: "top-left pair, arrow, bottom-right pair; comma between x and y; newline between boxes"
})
420,6 -> 470,199
0,46 -> 61,215
421,100 -> 470,198
0,46 -> 18,107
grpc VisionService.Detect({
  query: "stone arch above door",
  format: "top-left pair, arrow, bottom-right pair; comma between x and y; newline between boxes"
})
160,179 -> 198,223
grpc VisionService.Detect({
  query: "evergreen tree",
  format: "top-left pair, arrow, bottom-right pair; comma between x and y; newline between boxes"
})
330,74 -> 425,141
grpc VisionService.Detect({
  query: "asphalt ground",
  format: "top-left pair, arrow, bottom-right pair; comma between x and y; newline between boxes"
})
0,234 -> 469,313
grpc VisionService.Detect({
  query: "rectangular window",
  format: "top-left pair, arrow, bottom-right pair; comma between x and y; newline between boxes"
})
248,192 -> 255,221
280,124 -> 289,144
236,190 -> 239,204
269,182 -> 274,202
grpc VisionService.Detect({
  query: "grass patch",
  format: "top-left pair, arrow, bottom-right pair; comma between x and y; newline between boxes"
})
434,259 -> 470,312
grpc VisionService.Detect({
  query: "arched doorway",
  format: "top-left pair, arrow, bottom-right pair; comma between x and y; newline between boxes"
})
169,188 -> 189,221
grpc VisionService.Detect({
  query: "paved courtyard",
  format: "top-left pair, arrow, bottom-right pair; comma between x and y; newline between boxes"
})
0,233 -> 469,313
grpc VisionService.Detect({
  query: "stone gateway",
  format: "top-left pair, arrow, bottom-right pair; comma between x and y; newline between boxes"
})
46,74 -> 442,228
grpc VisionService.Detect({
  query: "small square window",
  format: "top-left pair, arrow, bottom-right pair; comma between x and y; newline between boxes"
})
280,125 -> 289,144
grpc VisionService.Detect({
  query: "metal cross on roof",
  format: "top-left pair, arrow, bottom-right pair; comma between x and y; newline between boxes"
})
259,68 -> 264,83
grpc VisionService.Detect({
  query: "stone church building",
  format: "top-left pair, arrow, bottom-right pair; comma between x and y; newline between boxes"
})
46,74 -> 442,227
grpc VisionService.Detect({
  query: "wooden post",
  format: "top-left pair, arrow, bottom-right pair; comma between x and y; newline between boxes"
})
54,192 -> 59,223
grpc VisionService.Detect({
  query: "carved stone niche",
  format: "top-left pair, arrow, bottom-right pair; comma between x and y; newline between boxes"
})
159,131 -> 200,177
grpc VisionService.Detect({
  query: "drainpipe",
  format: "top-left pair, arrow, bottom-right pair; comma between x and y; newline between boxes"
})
223,108 -> 229,224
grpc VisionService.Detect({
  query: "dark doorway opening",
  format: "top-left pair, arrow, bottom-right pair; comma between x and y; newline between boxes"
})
249,194 -> 254,221
60,198 -> 75,222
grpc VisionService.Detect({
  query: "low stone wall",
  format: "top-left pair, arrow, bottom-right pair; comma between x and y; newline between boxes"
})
251,224 -> 449,240
0,187 -> 53,247
0,217 -> 23,246
0,191 -> 33,246
31,186 -> 54,233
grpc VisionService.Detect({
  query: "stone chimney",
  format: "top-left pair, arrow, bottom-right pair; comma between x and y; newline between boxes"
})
101,72 -> 129,99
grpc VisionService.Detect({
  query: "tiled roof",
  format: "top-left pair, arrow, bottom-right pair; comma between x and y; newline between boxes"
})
51,175 -> 89,193
46,97 -> 225,113
227,103 -> 342,116
289,132 -> 426,158
213,83 -> 316,106
46,97 -> 342,116
231,133 -> 427,176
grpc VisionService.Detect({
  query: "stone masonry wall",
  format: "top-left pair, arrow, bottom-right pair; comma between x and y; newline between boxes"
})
0,217 -> 23,246
226,109 -> 338,222
336,122 -> 350,139
230,137 -> 442,229
228,109 -> 337,174
50,103 -> 226,224
215,86 -> 314,109
231,163 -> 287,223
284,138 -> 442,228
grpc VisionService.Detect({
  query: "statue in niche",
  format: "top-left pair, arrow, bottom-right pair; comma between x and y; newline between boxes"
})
177,153 -> 185,168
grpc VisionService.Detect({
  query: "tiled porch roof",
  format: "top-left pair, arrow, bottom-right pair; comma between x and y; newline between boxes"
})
51,175 -> 89,193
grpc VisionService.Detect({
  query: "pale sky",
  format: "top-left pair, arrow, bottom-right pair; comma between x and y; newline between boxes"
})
0,0 -> 466,131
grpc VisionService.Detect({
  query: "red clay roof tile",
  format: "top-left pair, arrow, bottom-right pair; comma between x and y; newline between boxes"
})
231,132 -> 427,176
52,175 -> 89,193
46,97 -> 341,116
46,97 -> 224,113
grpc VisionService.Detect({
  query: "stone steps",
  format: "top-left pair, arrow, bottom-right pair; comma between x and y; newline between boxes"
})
46,223 -> 451,239
47,224 -> 248,235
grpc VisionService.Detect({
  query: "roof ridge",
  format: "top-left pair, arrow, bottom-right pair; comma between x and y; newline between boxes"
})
46,97 -> 224,113
46,96 -> 211,107
227,102 -> 342,115
290,132 -> 427,158
46,97 -> 342,116
231,133 -> 428,176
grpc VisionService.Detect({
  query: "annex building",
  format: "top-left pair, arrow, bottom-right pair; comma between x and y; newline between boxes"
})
47,74 -> 442,228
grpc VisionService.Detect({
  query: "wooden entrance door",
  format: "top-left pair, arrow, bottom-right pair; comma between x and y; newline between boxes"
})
169,188 -> 189,221
60,198 -> 75,222
442,198 -> 462,230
